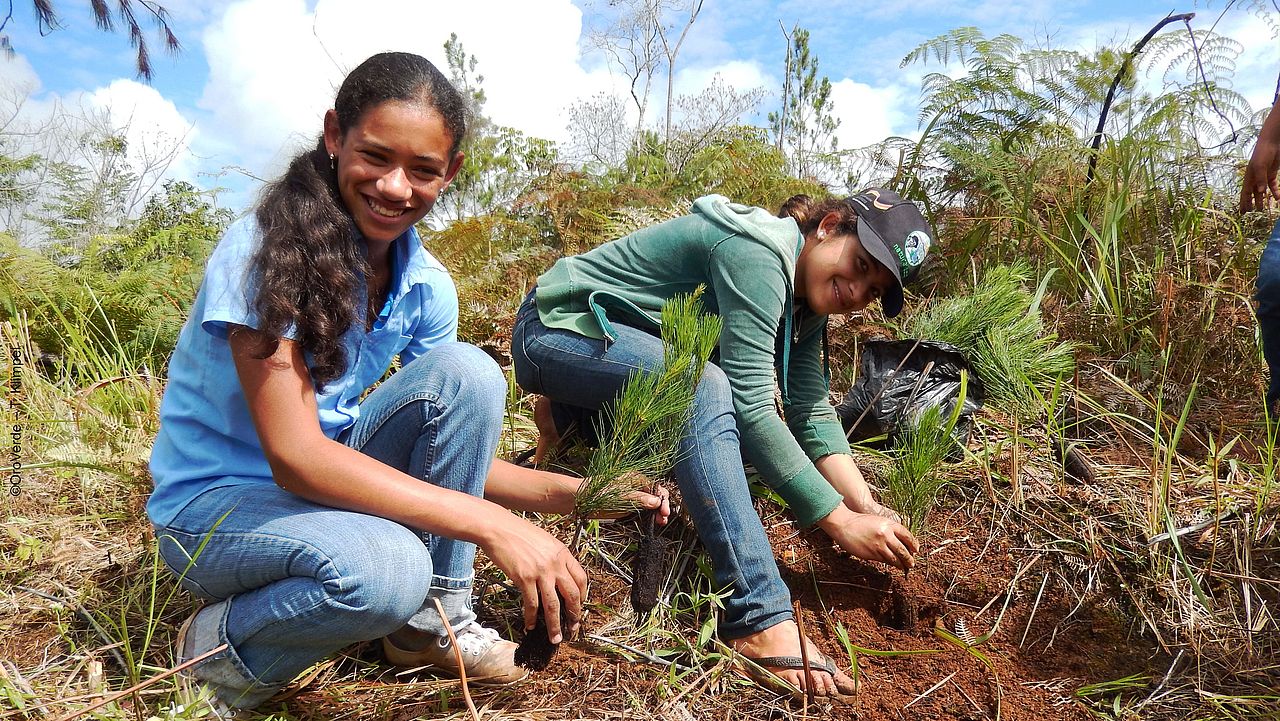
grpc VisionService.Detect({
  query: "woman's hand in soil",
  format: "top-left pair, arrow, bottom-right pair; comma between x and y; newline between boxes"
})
481,515 -> 587,643
816,454 -> 901,524
818,505 -> 919,570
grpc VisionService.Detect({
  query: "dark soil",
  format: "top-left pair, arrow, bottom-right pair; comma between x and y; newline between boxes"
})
513,607 -> 562,671
630,524 -> 669,615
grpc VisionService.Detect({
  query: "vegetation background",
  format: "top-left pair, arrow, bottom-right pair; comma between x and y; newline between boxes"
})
2,1 -> 1279,719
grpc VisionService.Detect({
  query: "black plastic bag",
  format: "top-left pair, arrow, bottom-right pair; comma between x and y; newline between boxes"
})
836,339 -> 983,446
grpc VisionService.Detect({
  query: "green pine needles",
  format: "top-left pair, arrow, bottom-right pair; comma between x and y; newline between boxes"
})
905,263 -> 1076,414
882,372 -> 968,535
573,289 -> 722,517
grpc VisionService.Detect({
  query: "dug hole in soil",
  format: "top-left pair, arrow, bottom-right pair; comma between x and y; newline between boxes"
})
769,505 -> 1162,720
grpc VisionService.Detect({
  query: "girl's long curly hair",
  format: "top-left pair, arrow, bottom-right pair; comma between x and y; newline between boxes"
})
248,52 -> 467,390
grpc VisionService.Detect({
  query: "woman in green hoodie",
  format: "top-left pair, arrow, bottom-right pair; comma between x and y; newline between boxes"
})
511,189 -> 931,697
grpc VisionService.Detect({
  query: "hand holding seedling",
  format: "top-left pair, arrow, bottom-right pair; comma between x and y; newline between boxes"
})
581,483 -> 672,524
481,515 -> 587,644
818,504 -> 919,570
1241,97 -> 1280,213
630,484 -> 672,523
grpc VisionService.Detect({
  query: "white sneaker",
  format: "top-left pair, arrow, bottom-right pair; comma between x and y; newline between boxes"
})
382,621 -> 529,686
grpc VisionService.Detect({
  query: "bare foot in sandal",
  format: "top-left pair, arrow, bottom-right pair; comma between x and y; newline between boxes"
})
730,620 -> 857,697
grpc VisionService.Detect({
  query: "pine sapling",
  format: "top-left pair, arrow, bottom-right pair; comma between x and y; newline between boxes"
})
514,289 -> 721,669
883,371 -> 968,535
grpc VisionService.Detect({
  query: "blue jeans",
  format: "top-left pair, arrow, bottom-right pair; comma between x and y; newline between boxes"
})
1257,219 -> 1280,407
153,342 -> 504,708
511,292 -> 793,639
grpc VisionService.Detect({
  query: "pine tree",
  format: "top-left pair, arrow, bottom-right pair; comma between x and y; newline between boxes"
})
0,0 -> 181,81
768,25 -> 840,181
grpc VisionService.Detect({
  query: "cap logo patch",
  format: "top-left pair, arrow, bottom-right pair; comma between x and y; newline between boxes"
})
865,189 -> 894,211
904,230 -> 931,267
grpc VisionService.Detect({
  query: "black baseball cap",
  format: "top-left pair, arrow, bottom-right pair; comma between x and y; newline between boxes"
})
845,188 -> 933,317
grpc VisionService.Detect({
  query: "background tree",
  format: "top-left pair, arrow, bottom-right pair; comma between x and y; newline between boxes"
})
582,0 -> 704,146
565,91 -> 633,169
585,2 -> 661,142
436,33 -> 558,222
0,0 -> 181,81
768,24 -> 840,181
664,75 -> 767,174
1,91 -> 189,251
650,0 -> 704,142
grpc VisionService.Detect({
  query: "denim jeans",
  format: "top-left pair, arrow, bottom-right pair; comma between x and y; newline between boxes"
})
1257,219 -> 1280,408
153,342 -> 504,708
511,292 -> 793,639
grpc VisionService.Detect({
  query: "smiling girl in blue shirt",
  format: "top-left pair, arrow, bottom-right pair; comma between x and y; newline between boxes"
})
147,52 -> 667,710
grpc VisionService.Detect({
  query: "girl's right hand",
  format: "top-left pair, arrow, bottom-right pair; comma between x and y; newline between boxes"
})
480,515 -> 588,644
818,505 -> 919,570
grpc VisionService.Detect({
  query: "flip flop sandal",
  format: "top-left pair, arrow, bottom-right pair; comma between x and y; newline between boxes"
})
738,654 -> 858,699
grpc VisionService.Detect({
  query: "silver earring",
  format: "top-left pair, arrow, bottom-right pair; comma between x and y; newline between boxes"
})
329,153 -> 336,170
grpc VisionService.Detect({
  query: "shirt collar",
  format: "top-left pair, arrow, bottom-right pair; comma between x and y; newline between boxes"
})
358,225 -> 444,301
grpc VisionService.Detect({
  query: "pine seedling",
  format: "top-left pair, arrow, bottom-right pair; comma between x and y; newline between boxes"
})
517,289 -> 721,670
574,289 -> 722,518
883,371 -> 968,534
905,263 -> 1076,414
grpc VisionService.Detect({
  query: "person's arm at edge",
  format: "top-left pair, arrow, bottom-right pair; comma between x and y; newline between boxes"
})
1242,96 -> 1280,213
229,327 -> 586,642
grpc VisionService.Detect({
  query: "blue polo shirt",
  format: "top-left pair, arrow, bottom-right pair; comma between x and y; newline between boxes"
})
146,215 -> 458,528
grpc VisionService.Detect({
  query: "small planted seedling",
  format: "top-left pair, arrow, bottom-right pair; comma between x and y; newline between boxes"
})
515,290 -> 721,669
883,371 -> 968,535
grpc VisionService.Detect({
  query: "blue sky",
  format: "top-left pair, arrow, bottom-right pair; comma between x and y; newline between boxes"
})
2,0 -> 1277,216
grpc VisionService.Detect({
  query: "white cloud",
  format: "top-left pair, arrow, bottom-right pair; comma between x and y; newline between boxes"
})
0,60 -> 199,238
0,59 -> 195,186
86,79 -> 198,189
0,55 -> 40,98
196,0 -> 598,183
675,60 -> 769,96
198,0 -> 341,174
828,78 -> 908,148
1217,10 -> 1279,112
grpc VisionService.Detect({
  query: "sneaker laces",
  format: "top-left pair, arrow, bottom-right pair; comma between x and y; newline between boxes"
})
449,622 -> 502,657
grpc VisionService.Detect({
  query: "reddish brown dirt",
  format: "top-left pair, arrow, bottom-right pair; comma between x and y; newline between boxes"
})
7,472 -> 1166,720
269,502 -> 1165,721
772,510 -> 1161,721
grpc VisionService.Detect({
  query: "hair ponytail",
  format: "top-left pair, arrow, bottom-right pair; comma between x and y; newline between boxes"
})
777,193 -> 858,238
249,139 -> 365,388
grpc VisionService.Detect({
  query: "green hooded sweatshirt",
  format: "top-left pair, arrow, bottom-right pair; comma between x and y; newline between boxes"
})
535,195 -> 848,527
